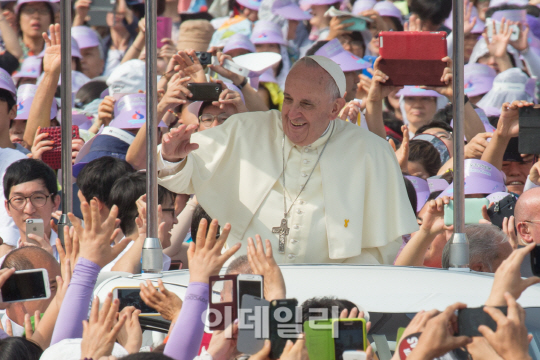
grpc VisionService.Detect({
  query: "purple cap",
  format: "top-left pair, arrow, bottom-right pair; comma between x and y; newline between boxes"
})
397,86 -> 443,98
439,159 -> 506,197
223,34 -> 255,54
236,0 -> 262,10
272,0 -> 312,20
0,67 -> 16,97
260,68 -> 278,83
15,84 -> 57,120
110,94 -> 167,129
38,37 -> 82,59
57,108 -> 93,126
251,21 -> 287,46
300,0 -> 343,9
527,14 -> 540,40
487,192 -> 511,203
71,26 -> 101,49
13,56 -> 41,80
314,38 -> 370,71
405,175 -> 430,212
489,0 -> 528,6
352,0 -> 375,14
427,176 -> 450,193
15,0 -> 52,13
445,7 -> 485,34
373,1 -> 402,20
464,63 -> 496,97
412,134 -> 451,164
490,9 -> 527,23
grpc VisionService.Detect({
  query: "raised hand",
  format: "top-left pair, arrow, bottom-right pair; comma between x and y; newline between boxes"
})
483,18 -> 512,59
421,57 -> 453,100
465,132 -> 492,159
174,49 -> 207,84
20,232 -> 53,255
206,321 -> 239,360
31,127 -> 54,160
72,138 -> 85,165
420,196 -> 453,237
212,86 -> 248,113
404,14 -> 422,32
81,293 -> 127,359
54,238 -> 72,307
393,125 -> 409,173
74,0 -> 92,23
280,336 -> 310,360
509,21 -> 529,52
367,57 -> 403,103
158,72 -> 192,112
0,268 -> 16,309
479,293 -> 532,360
69,200 -> 130,268
463,0 -> 477,35
24,310 -> 41,339
498,100 -> 534,138
327,16 -> 352,40
486,243 -> 540,306
98,96 -> 116,126
207,52 -> 245,86
187,219 -> 241,283
42,24 -> 61,74
339,100 -> 361,122
140,279 -> 183,322
247,236 -> 286,301
530,161 -> 540,185
115,306 -> 142,354
161,124 -> 199,162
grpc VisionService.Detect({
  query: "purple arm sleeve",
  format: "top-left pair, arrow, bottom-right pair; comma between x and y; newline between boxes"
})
164,282 -> 209,360
50,257 -> 101,345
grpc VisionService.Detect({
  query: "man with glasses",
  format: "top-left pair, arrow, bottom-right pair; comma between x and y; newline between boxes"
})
515,187 -> 540,246
2,158 -> 60,260
196,88 -> 248,131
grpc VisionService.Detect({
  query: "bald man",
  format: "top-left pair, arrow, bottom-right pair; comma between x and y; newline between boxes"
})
515,187 -> 540,245
1,247 -> 61,336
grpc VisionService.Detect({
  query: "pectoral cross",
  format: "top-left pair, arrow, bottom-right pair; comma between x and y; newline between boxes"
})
272,218 -> 290,254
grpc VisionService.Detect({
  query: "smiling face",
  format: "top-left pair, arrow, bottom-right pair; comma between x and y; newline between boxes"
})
282,61 -> 345,146
502,160 -> 533,195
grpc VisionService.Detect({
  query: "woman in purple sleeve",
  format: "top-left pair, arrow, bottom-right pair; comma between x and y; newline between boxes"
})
162,218 -> 241,360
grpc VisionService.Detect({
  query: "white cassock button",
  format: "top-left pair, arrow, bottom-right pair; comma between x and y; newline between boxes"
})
293,225 -> 299,229
288,254 -> 296,259
304,148 -> 309,153
301,172 -> 307,177
299,200 -> 305,205
291,239 -> 298,243
297,209 -> 303,214
303,159 -> 309,164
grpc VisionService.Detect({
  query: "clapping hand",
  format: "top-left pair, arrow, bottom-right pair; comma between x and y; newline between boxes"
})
247,236 -> 286,301
188,219 -> 241,283
69,200 -> 130,268
80,293 -> 127,359
140,279 -> 183,322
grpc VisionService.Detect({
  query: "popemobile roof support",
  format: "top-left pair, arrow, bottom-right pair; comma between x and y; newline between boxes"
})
58,0 -> 73,248
449,0 -> 469,269
142,0 -> 163,274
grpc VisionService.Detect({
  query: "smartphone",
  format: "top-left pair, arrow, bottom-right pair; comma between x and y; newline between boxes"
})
269,299 -> 302,359
237,274 -> 263,308
487,194 -> 517,230
332,319 -> 367,360
304,319 -> 334,360
458,306 -> 507,337
343,351 -> 367,360
531,245 -> 540,276
209,274 -> 238,331
25,219 -> 44,245
444,198 -> 489,226
112,287 -> 159,316
378,32 -> 447,87
87,0 -> 114,27
187,83 -> 223,102
237,294 -> 269,355
156,17 -> 173,49
486,18 -> 519,42
518,107 -> 540,155
0,269 -> 50,303
361,56 -> 377,79
38,126 -> 81,170
196,51 -> 212,66
220,58 -> 250,78
342,17 -> 367,32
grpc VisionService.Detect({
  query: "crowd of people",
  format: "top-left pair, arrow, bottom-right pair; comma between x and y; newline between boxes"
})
0,0 -> 539,358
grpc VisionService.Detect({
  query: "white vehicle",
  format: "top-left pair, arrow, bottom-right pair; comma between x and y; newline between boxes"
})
94,265 -> 540,359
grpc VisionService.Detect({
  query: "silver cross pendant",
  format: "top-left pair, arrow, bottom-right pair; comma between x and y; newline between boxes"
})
272,218 -> 290,253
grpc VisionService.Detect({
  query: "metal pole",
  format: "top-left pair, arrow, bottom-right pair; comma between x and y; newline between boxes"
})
449,0 -> 469,268
58,0 -> 72,247
142,0 -> 163,273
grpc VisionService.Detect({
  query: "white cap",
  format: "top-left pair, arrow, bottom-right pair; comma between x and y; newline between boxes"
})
40,338 -> 129,360
106,59 -> 146,95
306,55 -> 346,97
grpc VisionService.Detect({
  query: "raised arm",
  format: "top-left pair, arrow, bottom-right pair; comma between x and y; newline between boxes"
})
23,24 -> 61,147
163,219 -> 241,360
0,12 -> 22,59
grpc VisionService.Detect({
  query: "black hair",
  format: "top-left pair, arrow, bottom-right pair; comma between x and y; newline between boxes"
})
488,115 -> 499,128
485,4 -> 524,19
76,156 -> 135,204
3,159 -> 58,200
75,80 -> 108,108
16,2 -> 54,35
403,175 -> 418,216
408,140 -> 442,177
198,101 -> 214,118
301,297 -> 358,325
427,190 -> 443,202
0,337 -> 43,360
191,204 -> 218,243
432,103 -> 453,125
305,41 -> 330,56
525,5 -> 540,17
121,354 -> 174,360
0,88 -> 16,111
337,31 -> 366,55
416,120 -> 453,135
409,0 -> 452,27
107,172 -> 176,235
386,16 -> 404,31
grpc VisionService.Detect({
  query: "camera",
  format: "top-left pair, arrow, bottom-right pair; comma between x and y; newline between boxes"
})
196,51 -> 212,65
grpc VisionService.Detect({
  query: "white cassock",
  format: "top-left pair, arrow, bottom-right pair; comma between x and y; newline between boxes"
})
157,110 -> 418,264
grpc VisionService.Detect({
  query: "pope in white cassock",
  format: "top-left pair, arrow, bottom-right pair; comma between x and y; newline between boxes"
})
157,55 -> 418,264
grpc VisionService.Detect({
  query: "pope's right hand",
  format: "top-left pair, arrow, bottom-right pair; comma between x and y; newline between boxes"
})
161,124 -> 200,163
